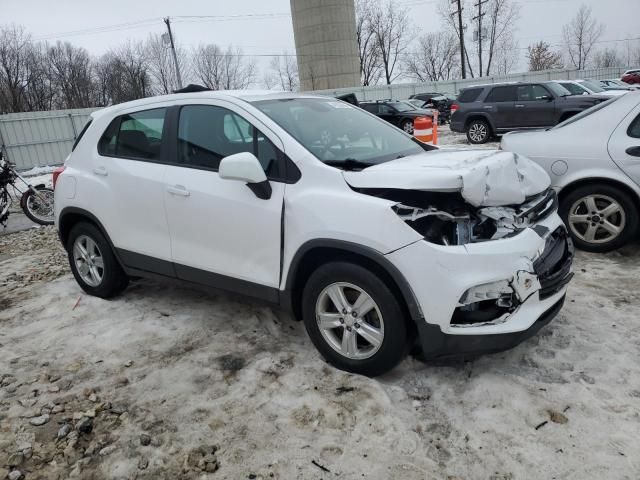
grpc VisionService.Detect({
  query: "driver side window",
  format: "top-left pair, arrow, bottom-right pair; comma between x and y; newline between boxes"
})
178,105 -> 282,178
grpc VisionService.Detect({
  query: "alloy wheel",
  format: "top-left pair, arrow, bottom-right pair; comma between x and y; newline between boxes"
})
73,235 -> 105,287
568,194 -> 626,244
468,123 -> 487,142
315,282 -> 384,360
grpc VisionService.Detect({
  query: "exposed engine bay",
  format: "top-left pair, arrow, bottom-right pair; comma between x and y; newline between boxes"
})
362,187 -> 558,246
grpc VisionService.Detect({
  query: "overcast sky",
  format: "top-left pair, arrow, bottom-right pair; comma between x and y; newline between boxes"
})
6,0 -> 640,74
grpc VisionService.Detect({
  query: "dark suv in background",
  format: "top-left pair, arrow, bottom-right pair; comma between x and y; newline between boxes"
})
450,81 -> 608,144
360,100 -> 433,134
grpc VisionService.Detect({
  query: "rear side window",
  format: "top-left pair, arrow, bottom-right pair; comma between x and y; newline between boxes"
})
72,119 -> 93,151
457,88 -> 483,103
485,86 -> 516,102
628,114 -> 640,138
98,108 -> 167,160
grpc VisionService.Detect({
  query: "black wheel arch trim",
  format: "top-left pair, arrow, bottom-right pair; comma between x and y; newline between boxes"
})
58,207 -> 127,270
282,239 -> 423,323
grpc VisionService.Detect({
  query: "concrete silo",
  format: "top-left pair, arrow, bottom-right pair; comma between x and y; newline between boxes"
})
290,0 -> 361,91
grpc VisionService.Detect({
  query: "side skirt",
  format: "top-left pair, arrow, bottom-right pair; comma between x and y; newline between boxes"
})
116,248 -> 280,304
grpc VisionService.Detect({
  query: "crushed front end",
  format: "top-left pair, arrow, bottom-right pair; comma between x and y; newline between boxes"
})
382,188 -> 574,359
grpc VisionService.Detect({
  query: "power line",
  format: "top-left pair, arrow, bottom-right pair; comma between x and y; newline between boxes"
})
32,18 -> 161,41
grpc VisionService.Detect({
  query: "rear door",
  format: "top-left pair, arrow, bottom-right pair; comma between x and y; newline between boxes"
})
514,84 -> 556,127
484,86 -> 516,129
608,104 -> 640,185
92,107 -> 173,271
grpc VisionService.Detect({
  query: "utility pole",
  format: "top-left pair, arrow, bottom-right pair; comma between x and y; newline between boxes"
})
473,0 -> 488,77
451,0 -> 466,79
163,17 -> 183,89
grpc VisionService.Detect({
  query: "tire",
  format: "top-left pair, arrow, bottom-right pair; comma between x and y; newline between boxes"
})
466,119 -> 491,144
559,184 -> 639,252
22,187 -> 55,225
66,222 -> 129,298
301,261 -> 408,377
401,119 -> 414,135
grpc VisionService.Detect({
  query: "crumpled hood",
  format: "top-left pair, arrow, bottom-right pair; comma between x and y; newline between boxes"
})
343,150 -> 551,207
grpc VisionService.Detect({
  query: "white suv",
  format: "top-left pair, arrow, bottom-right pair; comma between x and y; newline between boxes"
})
54,91 -> 574,376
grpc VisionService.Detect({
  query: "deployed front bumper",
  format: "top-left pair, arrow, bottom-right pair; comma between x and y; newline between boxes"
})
386,212 -> 573,358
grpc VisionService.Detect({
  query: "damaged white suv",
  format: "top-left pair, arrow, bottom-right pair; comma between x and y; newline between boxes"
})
55,91 -> 574,376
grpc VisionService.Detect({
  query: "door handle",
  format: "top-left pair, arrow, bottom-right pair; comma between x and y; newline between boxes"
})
626,146 -> 640,157
167,185 -> 190,197
515,104 -> 525,108
93,166 -> 108,176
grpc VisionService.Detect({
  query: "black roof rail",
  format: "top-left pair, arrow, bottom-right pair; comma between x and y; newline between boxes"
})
173,84 -> 211,93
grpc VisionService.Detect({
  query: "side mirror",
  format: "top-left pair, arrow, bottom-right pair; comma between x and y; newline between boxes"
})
219,152 -> 272,200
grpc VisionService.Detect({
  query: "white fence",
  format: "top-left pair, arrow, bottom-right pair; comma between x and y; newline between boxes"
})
0,108 -> 98,170
311,66 -> 633,100
0,66 -> 634,171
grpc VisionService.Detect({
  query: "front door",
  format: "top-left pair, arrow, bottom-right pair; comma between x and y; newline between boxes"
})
608,105 -> 640,185
514,85 -> 556,128
163,103 -> 285,298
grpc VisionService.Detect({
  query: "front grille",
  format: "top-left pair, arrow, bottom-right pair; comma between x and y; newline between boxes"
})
533,227 -> 574,300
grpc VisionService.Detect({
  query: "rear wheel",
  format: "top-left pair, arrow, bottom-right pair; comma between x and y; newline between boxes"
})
560,184 -> 638,252
466,119 -> 491,144
67,222 -> 129,298
401,119 -> 414,135
302,262 -> 408,377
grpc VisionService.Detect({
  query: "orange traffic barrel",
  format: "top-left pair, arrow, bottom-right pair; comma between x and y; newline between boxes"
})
414,116 -> 433,143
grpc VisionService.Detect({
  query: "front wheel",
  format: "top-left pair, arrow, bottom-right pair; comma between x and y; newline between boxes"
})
302,262 -> 408,377
560,184 -> 639,252
466,119 -> 491,144
22,187 -> 55,225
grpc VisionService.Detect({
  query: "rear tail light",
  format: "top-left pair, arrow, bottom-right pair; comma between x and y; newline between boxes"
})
450,103 -> 459,113
52,166 -> 65,189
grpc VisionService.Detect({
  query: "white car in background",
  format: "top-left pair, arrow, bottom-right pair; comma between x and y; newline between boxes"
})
553,80 -> 627,97
501,92 -> 640,252
599,79 -> 639,91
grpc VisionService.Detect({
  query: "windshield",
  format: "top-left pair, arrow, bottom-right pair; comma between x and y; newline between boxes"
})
553,96 -> 619,129
579,80 -> 605,93
546,82 -> 571,97
389,101 -> 414,112
252,98 -> 424,166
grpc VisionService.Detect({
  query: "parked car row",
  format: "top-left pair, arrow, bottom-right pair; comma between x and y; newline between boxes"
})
450,80 -> 609,144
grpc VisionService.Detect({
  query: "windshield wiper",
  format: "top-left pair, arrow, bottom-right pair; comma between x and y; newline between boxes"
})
324,158 -> 374,171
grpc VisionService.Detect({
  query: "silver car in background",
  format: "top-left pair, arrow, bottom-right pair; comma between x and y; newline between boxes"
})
501,92 -> 640,252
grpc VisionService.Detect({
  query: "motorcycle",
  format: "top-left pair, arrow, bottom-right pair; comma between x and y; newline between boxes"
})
0,152 -> 55,226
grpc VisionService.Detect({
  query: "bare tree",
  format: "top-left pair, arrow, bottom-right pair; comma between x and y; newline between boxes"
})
355,0 -> 382,86
0,25 -> 34,112
47,41 -> 94,109
405,32 -> 459,81
490,32 -> 519,74
264,53 -> 299,91
527,41 -> 564,71
593,48 -> 622,68
95,43 -> 151,105
192,44 -> 255,90
145,34 -> 187,94
562,5 -> 604,70
369,1 -> 411,84
482,0 -> 520,76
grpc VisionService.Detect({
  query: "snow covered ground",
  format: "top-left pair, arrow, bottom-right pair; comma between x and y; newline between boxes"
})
1,129 -> 639,480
